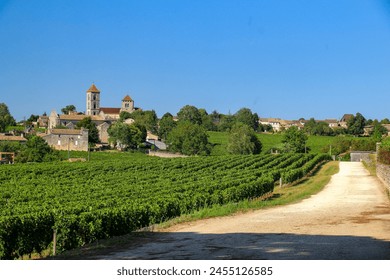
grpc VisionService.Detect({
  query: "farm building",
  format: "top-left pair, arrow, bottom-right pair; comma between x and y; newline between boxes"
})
41,128 -> 89,152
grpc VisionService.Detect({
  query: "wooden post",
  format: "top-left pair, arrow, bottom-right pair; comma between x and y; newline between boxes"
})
280,177 -> 283,188
53,229 -> 57,256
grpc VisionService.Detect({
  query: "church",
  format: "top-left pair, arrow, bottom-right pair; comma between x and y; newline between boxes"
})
85,83 -> 138,118
46,84 -> 140,145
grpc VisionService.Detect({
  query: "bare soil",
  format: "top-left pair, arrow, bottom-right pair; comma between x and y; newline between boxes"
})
94,162 -> 390,259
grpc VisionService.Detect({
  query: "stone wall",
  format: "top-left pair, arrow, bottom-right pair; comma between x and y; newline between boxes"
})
376,163 -> 390,192
350,151 -> 375,162
42,129 -> 89,152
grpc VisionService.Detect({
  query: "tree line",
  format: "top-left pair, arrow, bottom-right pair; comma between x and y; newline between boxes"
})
2,101 -> 389,160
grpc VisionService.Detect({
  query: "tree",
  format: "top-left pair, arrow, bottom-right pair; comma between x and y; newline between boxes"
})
27,114 -> 39,123
282,126 -> 308,153
108,122 -> 146,150
304,118 -> 334,136
347,113 -> 366,136
234,108 -> 259,131
76,117 -> 100,145
199,109 -> 216,131
16,136 -> 60,163
121,110 -> 158,134
218,114 -> 236,132
322,136 -> 351,155
177,105 -> 202,125
381,118 -> 390,124
61,105 -> 76,115
167,122 -> 210,155
227,123 -> 262,155
304,118 -> 317,135
371,120 -> 388,141
158,112 -> 177,140
0,103 -> 16,132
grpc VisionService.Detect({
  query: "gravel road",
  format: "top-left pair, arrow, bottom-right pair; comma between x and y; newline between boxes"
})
99,162 -> 390,260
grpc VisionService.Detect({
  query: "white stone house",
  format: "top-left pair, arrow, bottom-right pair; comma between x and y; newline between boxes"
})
42,128 -> 89,152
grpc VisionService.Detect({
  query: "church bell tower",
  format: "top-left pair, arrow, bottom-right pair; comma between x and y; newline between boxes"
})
86,84 -> 100,116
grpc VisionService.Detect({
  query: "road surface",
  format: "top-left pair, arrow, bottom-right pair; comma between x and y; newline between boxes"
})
99,162 -> 390,260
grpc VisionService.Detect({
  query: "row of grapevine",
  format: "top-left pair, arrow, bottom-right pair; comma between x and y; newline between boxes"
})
281,154 -> 332,183
0,153 -> 330,259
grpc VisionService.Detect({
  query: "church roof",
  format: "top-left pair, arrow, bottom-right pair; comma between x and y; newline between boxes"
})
59,114 -> 104,121
122,95 -> 133,101
87,84 -> 100,93
100,107 -> 121,115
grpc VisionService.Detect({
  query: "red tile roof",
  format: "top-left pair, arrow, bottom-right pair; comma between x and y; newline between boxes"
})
100,107 -> 121,115
86,84 -> 100,93
122,95 -> 133,101
59,114 -> 104,121
0,135 -> 27,142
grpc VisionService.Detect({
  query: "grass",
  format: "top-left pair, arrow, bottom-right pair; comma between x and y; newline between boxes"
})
47,160 -> 339,260
362,154 -> 377,176
208,131 -> 335,155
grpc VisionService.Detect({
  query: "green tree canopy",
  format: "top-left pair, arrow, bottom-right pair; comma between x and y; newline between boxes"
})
371,120 -> 388,141
347,113 -> 366,136
108,122 -> 146,150
16,136 -> 60,163
304,118 -> 335,136
61,105 -> 76,115
27,114 -> 39,123
282,126 -> 308,153
177,105 -> 202,125
234,108 -> 259,131
381,118 -> 390,124
167,122 -> 210,155
0,103 -> 16,132
218,114 -> 236,132
199,108 -> 217,131
121,110 -> 158,134
76,117 -> 100,145
227,123 -> 262,155
158,112 -> 177,140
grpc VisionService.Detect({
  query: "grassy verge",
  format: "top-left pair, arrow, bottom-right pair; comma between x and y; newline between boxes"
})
46,161 -> 339,260
362,154 -> 377,176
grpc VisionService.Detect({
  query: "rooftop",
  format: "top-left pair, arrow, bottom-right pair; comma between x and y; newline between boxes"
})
86,84 -> 100,93
122,95 -> 133,102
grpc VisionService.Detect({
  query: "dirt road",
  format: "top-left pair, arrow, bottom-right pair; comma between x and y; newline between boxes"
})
99,162 -> 390,260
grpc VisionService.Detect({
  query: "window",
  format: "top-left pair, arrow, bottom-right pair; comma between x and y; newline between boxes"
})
57,140 -> 61,145
125,103 -> 129,108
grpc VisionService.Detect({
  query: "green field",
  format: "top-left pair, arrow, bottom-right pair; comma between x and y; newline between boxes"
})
208,131 -> 334,155
0,152 -> 330,259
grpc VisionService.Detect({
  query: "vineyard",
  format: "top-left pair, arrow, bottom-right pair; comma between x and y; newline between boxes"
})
0,152 -> 331,259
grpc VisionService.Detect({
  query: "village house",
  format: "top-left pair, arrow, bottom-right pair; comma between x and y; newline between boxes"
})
339,114 -> 354,128
0,134 -> 27,164
324,119 -> 339,128
0,134 -> 27,144
259,118 -> 283,132
260,115 -> 354,132
41,128 -> 89,152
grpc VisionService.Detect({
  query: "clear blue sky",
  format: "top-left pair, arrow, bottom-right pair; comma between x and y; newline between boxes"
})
1,0 -> 390,121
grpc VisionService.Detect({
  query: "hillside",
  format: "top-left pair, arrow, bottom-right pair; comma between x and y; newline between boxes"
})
208,132 -> 334,156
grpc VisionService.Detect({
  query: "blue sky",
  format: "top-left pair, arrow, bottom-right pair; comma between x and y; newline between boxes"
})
1,0 -> 390,121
